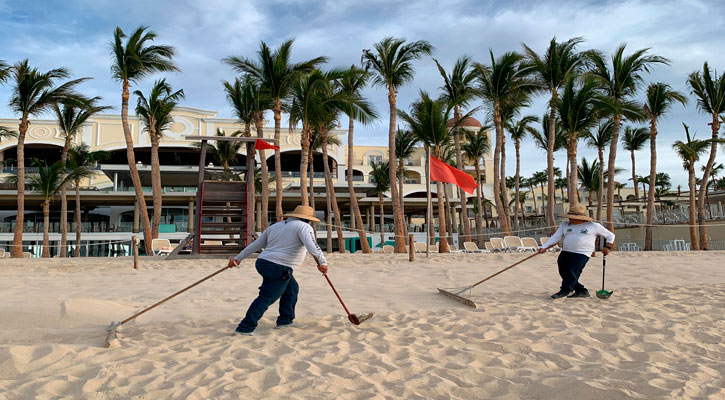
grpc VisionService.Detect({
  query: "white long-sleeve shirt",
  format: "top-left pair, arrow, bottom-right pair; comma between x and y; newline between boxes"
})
233,218 -> 327,268
542,221 -> 615,257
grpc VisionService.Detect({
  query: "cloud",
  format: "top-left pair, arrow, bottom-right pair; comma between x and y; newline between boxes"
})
0,0 -> 723,186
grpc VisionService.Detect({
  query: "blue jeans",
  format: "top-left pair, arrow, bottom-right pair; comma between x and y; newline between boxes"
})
557,251 -> 589,293
236,258 -> 299,333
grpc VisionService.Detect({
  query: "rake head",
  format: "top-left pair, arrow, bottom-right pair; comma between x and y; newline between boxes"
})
596,289 -> 613,299
104,321 -> 121,348
349,313 -> 374,325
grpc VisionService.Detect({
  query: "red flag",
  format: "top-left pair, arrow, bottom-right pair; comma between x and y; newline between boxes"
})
429,156 -> 477,194
254,139 -> 279,151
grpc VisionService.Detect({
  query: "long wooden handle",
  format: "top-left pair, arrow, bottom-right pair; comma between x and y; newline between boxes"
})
469,252 -> 540,289
120,264 -> 232,325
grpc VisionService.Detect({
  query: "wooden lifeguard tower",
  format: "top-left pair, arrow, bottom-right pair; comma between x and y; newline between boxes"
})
166,136 -> 275,259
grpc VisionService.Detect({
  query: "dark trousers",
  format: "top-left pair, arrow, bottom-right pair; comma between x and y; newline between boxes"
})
236,258 -> 298,333
557,251 -> 590,293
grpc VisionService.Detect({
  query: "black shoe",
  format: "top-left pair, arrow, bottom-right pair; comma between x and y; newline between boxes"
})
551,290 -> 571,299
567,289 -> 590,298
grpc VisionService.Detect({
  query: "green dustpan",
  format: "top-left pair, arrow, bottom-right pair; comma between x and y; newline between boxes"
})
596,254 -> 613,299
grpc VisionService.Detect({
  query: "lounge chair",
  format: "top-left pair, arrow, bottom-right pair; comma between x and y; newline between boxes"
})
22,252 -> 32,258
503,236 -> 526,252
484,242 -> 494,252
540,236 -> 561,252
151,239 -> 174,256
463,241 -> 487,253
427,243 -> 439,253
382,245 -> 394,253
202,240 -> 223,246
0,249 -> 4,258
520,237 -> 539,252
414,242 -> 427,253
490,238 -> 506,252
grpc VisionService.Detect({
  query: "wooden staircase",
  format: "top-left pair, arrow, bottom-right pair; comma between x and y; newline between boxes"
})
195,180 -> 248,255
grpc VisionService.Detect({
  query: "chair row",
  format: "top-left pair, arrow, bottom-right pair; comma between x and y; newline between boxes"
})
462,236 -> 561,253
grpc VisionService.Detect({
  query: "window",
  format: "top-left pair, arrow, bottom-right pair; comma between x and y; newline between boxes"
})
369,155 -> 382,165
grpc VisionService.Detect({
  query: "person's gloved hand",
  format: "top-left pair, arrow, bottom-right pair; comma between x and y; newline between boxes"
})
317,263 -> 328,274
228,258 -> 240,268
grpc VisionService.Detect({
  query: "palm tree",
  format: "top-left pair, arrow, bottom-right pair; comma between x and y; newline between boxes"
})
0,59 -> 9,82
399,91 -> 471,253
134,79 -> 184,239
369,161 -> 390,249
462,128 -> 491,245
523,37 -> 587,230
557,76 -> 601,207
308,129 -> 341,249
8,59 -> 89,257
507,115 -> 537,230
686,62 -> 725,249
642,83 -> 688,249
475,51 -> 537,235
66,144 -> 110,256
578,157 -> 600,210
110,26 -> 178,255
439,145 -> 458,241
16,160 -> 75,257
532,171 -> 548,215
499,94 -> 531,226
340,66 -> 376,253
362,37 -> 434,253
224,39 -> 327,222
584,119 -> 613,221
395,128 -> 419,236
673,124 -> 712,249
620,126 -> 650,202
53,99 -> 110,256
585,44 -> 668,232
435,55 -> 478,243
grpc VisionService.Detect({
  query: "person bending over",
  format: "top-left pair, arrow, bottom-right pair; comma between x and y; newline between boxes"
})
539,204 -> 615,299
228,205 -> 327,336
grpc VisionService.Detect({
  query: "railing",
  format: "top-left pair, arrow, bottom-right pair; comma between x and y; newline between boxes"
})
0,221 -> 190,234
404,179 -> 421,184
282,171 -> 330,178
346,176 -> 364,182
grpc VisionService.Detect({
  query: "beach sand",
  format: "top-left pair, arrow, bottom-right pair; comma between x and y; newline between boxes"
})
0,251 -> 724,399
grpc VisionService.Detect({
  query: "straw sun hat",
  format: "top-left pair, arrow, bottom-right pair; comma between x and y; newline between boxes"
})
561,204 -> 594,222
283,205 -> 320,222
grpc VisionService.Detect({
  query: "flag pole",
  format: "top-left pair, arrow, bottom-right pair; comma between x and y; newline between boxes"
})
426,146 -> 431,258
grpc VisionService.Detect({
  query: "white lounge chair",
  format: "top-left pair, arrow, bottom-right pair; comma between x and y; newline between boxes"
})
540,236 -> 561,252
151,239 -> 173,256
202,240 -> 223,246
520,237 -> 539,252
22,252 -> 32,258
382,245 -> 394,253
484,242 -> 494,252
427,243 -> 439,253
414,242 -> 427,253
503,236 -> 526,252
463,241 -> 487,253
490,238 -> 506,252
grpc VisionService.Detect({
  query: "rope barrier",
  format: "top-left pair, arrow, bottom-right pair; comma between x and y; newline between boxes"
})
2,239 -> 133,248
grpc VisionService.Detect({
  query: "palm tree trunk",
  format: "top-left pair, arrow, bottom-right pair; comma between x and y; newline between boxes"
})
322,133 -> 345,253
121,81 -> 153,255
513,140 -> 521,231
309,150 -> 315,211
398,162 -> 408,237
378,195 -> 384,249
597,149 -> 605,222
11,118 -> 28,258
606,114 -> 621,233
540,182 -> 547,217
444,184 -> 453,246
41,200 -> 50,258
492,103 -> 510,235
60,135 -> 71,257
347,118 -> 371,253
688,165 -> 699,249
273,101 -> 283,222
150,133 -> 162,239
500,133 -> 510,225
74,181 -> 81,257
696,114 -> 720,250
630,150 -> 639,202
387,88 -> 406,253
434,145 -> 450,253
299,128 -> 312,207
567,136 -> 579,207
326,194 -> 332,253
546,91 -> 558,232
474,164 -> 484,247
255,115 -> 269,230
452,110 -> 471,244
644,119 -> 657,250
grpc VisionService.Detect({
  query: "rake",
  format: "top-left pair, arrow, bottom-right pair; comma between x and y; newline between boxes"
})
314,257 -> 373,325
438,252 -> 540,308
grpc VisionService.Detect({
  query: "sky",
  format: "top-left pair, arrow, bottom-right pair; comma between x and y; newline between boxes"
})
1,0 -> 724,188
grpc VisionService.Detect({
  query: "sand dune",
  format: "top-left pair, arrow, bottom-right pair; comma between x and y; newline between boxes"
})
1,252 -> 724,399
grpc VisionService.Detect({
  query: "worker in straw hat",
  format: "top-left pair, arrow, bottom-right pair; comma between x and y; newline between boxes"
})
539,204 -> 615,299
228,205 -> 327,336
